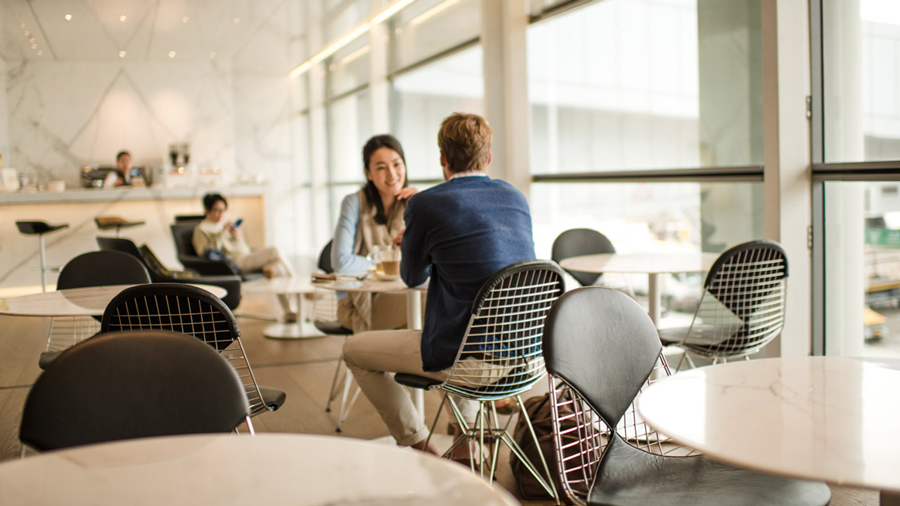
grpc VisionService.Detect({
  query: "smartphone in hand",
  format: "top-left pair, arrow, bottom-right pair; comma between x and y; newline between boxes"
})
234,218 -> 243,227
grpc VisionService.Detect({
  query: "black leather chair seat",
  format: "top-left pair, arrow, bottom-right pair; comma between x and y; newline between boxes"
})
588,437 -> 831,506
394,373 -> 442,390
260,386 -> 287,411
38,351 -> 63,370
314,320 -> 352,335
16,221 -> 68,235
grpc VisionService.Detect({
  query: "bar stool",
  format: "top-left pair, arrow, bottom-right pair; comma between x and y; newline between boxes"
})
95,216 -> 145,238
15,221 -> 69,292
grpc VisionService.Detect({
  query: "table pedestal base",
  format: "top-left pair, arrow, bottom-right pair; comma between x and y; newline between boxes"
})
262,323 -> 325,340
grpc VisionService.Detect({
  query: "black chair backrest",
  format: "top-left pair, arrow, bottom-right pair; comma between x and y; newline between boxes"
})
171,223 -> 199,257
318,240 -> 334,273
551,229 -> 615,286
101,283 -> 239,351
19,330 -> 249,451
174,214 -> 205,223
57,251 -> 151,290
442,259 -> 565,398
543,287 -> 661,426
704,240 -> 788,315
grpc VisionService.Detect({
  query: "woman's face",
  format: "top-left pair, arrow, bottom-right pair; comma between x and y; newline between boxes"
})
366,147 -> 406,198
206,200 -> 227,224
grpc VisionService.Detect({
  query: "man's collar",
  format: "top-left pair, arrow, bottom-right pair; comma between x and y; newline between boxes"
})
448,170 -> 488,180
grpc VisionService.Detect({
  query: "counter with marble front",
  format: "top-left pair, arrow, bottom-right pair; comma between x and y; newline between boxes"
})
0,185 -> 265,290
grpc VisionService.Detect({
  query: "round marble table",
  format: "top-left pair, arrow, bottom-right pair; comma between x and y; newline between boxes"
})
316,277 -> 428,413
0,283 -> 228,317
638,356 -> 900,505
242,277 -> 319,339
0,434 -> 518,505
559,252 -> 718,324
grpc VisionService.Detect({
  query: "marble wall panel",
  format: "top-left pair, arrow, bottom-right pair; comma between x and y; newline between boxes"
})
0,59 -> 8,164
5,60 -> 235,188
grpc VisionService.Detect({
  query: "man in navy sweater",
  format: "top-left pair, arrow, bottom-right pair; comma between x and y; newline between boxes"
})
342,113 -> 535,456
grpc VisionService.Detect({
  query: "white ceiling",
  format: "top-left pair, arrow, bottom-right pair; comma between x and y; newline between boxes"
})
0,0 -> 303,65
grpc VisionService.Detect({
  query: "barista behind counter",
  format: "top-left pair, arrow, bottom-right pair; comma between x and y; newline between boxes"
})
90,151 -> 147,188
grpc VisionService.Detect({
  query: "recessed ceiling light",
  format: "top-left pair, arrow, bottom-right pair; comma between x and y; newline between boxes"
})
209,52 -> 216,59
183,17 -> 189,23
65,14 -> 72,21
120,15 -> 127,22
15,14 -> 20,19
29,38 -> 34,43
168,51 -> 176,58
233,17 -> 241,24
119,51 -> 126,58
24,31 -> 30,37
20,23 -> 26,28
31,44 -> 37,49
36,50 -> 42,56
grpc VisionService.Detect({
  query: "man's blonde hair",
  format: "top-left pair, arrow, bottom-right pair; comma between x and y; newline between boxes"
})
437,113 -> 493,174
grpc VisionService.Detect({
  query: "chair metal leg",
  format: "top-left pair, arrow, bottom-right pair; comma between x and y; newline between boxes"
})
38,233 -> 47,292
325,359 -> 345,412
335,373 -> 361,432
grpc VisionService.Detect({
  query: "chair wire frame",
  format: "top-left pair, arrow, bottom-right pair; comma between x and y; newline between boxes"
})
102,291 -> 269,417
317,288 -> 361,431
46,316 -> 100,353
420,263 -> 564,499
549,352 -> 700,506
674,244 -> 788,369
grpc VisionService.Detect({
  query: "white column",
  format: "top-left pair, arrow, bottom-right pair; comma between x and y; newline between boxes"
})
761,0 -> 812,357
307,0 -> 331,248
480,0 -> 531,195
822,0 -> 865,357
369,4 -> 390,134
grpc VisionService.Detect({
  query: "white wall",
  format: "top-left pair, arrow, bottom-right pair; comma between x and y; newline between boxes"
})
5,60 -> 236,188
0,58 -> 8,166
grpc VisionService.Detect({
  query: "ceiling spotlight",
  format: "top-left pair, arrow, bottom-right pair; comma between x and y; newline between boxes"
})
119,51 -> 126,58
31,44 -> 37,49
20,23 -> 26,28
183,17 -> 189,23
120,15 -> 127,22
29,38 -> 34,43
37,50 -> 42,56
168,51 -> 176,58
233,17 -> 241,24
24,31 -> 30,37
15,13 -> 20,19
209,52 -> 216,59
65,14 -> 72,21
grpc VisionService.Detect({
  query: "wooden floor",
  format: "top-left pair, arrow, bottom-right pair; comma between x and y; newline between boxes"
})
0,294 -> 878,505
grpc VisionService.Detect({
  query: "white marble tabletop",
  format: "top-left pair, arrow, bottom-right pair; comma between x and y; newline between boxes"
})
242,276 -> 318,295
0,434 -> 518,506
0,284 -> 228,317
314,277 -> 428,293
638,356 -> 900,493
559,252 -> 719,275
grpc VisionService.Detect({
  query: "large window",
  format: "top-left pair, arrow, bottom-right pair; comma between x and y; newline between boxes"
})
391,0 -> 481,71
391,46 -> 484,181
327,90 -> 372,184
823,0 -> 900,162
528,0 -> 762,174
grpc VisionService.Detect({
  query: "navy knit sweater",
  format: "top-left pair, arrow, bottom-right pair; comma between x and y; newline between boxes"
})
401,176 -> 536,372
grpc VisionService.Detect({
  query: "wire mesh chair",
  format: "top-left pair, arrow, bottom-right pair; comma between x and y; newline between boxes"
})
100,283 -> 285,417
21,330 -> 251,453
395,259 -> 565,497
543,287 -> 830,506
315,240 -> 359,431
41,251 -> 152,369
658,240 -> 788,370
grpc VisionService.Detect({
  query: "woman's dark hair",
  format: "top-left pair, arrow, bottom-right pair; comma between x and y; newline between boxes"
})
116,150 -> 131,162
361,134 -> 407,225
202,193 -> 227,212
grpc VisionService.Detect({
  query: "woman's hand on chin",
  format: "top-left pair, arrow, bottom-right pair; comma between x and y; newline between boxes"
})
396,187 -> 418,201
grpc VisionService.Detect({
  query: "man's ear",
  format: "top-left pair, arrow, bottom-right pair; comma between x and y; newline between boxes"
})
440,152 -> 447,168
486,151 -> 492,168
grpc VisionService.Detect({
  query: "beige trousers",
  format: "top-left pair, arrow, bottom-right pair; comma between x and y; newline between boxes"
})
342,329 -> 477,446
338,292 -> 407,333
231,246 -> 291,277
